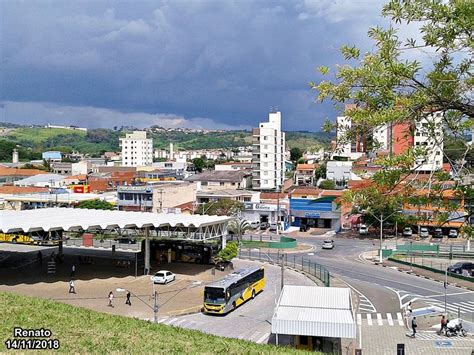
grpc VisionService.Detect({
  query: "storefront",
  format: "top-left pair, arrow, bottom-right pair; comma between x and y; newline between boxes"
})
243,202 -> 288,227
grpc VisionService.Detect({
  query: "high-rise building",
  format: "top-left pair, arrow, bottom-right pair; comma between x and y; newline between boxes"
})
120,131 -> 153,167
333,105 -> 366,160
373,112 -> 443,172
252,111 -> 285,191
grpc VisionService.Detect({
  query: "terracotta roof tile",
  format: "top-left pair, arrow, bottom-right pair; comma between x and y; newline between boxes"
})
0,186 -> 49,194
0,167 -> 48,177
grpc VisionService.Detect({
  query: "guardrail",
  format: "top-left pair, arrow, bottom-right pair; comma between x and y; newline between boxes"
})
63,239 -> 141,251
238,248 -> 330,287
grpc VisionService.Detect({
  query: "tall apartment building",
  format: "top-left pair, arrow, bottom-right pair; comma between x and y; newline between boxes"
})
373,112 -> 443,172
334,111 -> 366,160
120,131 -> 153,167
252,111 -> 285,191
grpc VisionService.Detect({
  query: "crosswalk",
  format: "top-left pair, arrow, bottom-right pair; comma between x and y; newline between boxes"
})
156,316 -> 271,344
357,313 -> 405,327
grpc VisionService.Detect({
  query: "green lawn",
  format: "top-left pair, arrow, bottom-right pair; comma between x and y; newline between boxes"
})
0,292 -> 310,353
7,127 -> 86,144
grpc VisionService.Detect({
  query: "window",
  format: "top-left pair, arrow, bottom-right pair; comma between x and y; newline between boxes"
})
201,182 -> 208,186
243,197 -> 251,202
301,195 -> 307,198
220,182 -> 225,186
263,136 -> 267,140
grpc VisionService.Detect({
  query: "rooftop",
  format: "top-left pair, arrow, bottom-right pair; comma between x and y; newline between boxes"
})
14,173 -> 65,185
197,189 -> 258,197
0,186 -> 49,195
186,170 -> 250,183
0,166 -> 48,177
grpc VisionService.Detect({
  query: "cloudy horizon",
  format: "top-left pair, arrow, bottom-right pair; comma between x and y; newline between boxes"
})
2,1 -> 388,131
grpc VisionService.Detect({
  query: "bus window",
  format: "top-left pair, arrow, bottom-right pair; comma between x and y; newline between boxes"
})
204,287 -> 226,304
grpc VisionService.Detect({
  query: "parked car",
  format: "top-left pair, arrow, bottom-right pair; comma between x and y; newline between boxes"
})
322,240 -> 334,249
299,224 -> 309,232
269,222 -> 278,232
447,262 -> 474,275
448,229 -> 458,238
402,227 -> 413,237
151,270 -> 176,284
250,221 -> 260,229
260,222 -> 269,230
419,227 -> 430,238
359,224 -> 369,235
433,228 -> 443,238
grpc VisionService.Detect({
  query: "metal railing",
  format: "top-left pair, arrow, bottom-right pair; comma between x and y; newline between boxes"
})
238,248 -> 330,287
63,239 -> 141,251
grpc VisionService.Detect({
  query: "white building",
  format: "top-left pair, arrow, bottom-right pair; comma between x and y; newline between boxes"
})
120,131 -> 153,167
413,112 -> 444,172
334,115 -> 366,160
326,161 -> 361,187
372,124 -> 389,151
252,111 -> 285,191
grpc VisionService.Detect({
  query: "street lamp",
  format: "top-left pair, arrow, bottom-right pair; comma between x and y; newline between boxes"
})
363,209 -> 403,263
116,284 -> 158,323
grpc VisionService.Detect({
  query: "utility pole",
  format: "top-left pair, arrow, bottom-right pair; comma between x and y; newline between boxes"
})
280,254 -> 284,291
153,284 -> 158,323
410,241 -> 413,272
379,213 -> 384,263
144,227 -> 150,275
444,264 -> 448,316
276,185 -> 281,236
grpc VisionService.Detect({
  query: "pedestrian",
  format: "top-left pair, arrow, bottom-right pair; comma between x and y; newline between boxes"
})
108,291 -> 114,307
37,251 -> 43,264
411,317 -> 417,338
71,264 -> 76,277
69,280 -> 75,294
126,291 -> 131,306
440,315 -> 447,335
405,302 -> 412,316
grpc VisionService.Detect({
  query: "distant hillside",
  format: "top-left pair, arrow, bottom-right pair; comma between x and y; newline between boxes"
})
0,124 -> 333,161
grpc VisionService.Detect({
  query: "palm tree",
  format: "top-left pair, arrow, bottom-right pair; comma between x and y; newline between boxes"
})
228,218 -> 251,246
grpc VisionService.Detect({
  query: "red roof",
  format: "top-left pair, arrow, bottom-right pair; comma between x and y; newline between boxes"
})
0,167 -> 47,177
0,186 -> 49,194
174,201 -> 194,211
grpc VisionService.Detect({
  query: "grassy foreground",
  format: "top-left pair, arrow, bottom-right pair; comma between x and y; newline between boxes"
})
0,292 -> 309,353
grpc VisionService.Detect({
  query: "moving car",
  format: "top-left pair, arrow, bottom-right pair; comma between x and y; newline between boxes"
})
448,229 -> 458,238
419,227 -> 429,238
151,270 -> 176,284
447,262 -> 474,275
250,221 -> 260,229
322,240 -> 334,249
433,228 -> 443,238
359,224 -> 368,235
402,227 -> 413,237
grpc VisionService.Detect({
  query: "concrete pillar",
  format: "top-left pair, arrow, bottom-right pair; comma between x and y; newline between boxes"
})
144,227 -> 150,275
221,233 -> 226,249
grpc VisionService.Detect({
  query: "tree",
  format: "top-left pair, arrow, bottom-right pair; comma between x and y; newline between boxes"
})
215,242 -> 238,263
192,157 -> 205,173
314,163 -> 327,180
196,199 -> 244,216
228,218 -> 251,244
77,200 -> 115,210
319,179 -> 336,190
312,0 -> 473,231
290,147 -> 303,162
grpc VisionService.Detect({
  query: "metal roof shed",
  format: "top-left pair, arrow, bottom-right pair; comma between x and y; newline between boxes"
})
272,285 -> 356,339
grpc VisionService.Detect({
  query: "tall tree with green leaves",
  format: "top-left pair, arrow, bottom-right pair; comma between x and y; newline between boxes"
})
312,0 -> 473,237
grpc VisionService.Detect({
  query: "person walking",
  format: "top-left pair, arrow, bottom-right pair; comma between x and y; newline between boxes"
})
69,280 -> 76,294
405,302 -> 413,316
440,315 -> 447,335
108,291 -> 114,307
411,317 -> 417,338
71,264 -> 76,277
125,291 -> 131,306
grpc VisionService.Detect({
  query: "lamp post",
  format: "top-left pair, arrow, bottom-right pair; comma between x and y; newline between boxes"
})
363,209 -> 402,263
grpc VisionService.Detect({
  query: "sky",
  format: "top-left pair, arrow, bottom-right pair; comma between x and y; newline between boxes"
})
1,0 -> 389,131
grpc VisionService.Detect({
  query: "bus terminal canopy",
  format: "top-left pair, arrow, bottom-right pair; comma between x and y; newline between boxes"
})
0,208 -> 233,234
272,285 -> 356,339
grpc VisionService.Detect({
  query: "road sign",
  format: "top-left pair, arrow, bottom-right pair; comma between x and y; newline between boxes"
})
434,340 -> 452,348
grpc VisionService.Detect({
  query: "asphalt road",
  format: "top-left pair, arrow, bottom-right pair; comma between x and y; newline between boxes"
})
244,233 -> 474,317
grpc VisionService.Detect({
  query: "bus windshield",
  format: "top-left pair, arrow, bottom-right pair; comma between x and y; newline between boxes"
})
204,287 -> 226,304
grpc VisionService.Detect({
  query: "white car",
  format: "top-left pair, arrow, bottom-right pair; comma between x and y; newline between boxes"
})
403,227 -> 413,237
250,221 -> 260,229
322,240 -> 334,249
419,227 -> 429,238
359,224 -> 368,235
151,270 -> 176,284
448,229 -> 458,238
269,222 -> 278,232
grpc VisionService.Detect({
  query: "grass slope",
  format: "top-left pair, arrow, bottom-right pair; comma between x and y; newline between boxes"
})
7,127 -> 86,144
0,292 -> 310,354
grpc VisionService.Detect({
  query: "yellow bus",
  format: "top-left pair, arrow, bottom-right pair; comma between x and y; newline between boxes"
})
203,266 -> 265,314
0,233 -> 60,246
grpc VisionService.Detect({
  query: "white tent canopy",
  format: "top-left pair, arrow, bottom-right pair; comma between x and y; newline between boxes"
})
0,208 -> 233,233
272,285 -> 356,339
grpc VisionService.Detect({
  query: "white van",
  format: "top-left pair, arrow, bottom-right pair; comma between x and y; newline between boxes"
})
359,224 -> 368,235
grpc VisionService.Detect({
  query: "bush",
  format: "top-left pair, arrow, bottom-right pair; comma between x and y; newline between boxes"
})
216,242 -> 238,263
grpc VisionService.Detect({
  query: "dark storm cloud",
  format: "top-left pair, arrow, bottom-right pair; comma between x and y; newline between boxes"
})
1,0 -> 386,130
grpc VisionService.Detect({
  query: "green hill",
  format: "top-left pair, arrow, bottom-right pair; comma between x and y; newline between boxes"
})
0,124 -> 333,162
0,291 -> 309,354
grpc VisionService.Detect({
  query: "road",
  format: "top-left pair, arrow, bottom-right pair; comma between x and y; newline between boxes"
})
243,232 -> 474,319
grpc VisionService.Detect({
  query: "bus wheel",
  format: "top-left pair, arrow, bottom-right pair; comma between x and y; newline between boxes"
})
251,290 -> 256,299
12,239 -> 17,244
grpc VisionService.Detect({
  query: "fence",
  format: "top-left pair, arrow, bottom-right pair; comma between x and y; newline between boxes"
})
238,248 -> 330,287
63,239 -> 141,251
